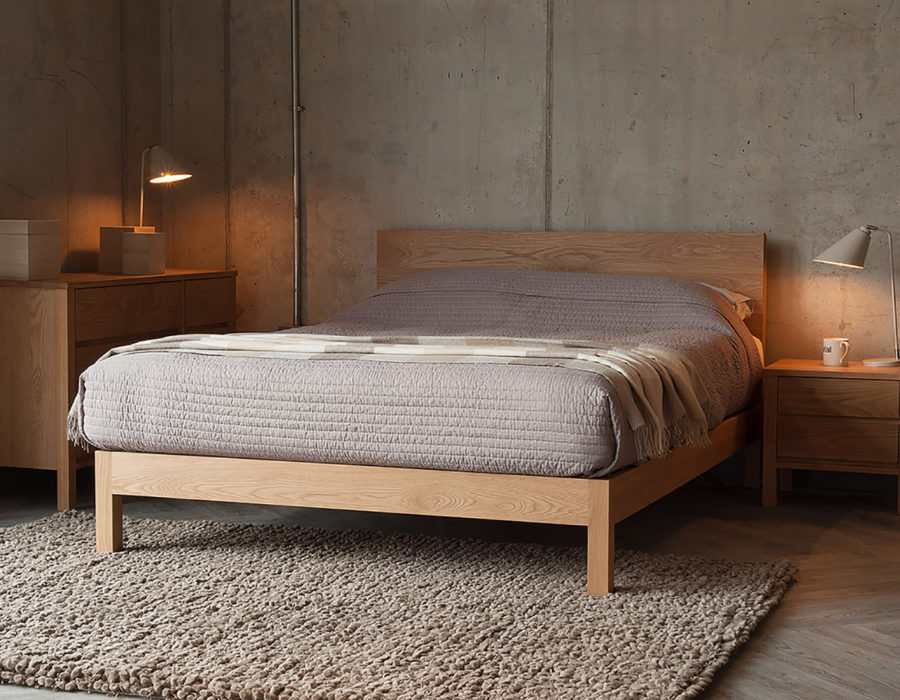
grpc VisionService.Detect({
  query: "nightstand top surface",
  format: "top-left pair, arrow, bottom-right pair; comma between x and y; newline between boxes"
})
0,268 -> 235,289
765,358 -> 900,379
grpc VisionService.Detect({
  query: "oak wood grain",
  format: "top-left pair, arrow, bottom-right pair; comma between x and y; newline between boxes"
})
106,452 -> 593,526
768,459 -> 899,475
776,415 -> 899,464
75,282 -> 182,343
0,287 -> 69,474
586,480 -> 613,595
95,452 -> 122,552
765,358 -> 900,380
185,276 -> 236,330
377,229 -> 767,341
0,269 -> 236,289
777,376 -> 899,419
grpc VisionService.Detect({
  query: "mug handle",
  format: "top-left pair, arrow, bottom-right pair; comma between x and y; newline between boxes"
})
840,340 -> 850,364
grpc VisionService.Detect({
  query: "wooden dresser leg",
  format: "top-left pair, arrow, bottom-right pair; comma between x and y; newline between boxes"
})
586,481 -> 614,595
762,465 -> 778,507
95,452 -> 123,552
56,463 -> 77,511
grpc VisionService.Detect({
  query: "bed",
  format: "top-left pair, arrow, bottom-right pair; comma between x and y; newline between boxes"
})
84,229 -> 766,595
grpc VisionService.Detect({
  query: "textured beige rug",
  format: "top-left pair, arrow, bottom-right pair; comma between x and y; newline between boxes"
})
0,512 -> 793,700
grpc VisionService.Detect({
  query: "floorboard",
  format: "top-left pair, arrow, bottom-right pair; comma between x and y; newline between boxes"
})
1,466 -> 897,699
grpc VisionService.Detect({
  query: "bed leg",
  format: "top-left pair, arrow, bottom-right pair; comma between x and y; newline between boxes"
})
95,452 -> 123,552
586,481 -> 614,595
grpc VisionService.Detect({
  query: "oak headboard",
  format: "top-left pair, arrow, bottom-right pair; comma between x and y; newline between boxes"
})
376,229 -> 767,345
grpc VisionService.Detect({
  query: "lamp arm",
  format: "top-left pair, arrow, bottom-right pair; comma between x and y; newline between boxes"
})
139,147 -> 149,227
868,226 -> 900,361
885,228 -> 900,361
138,145 -> 157,228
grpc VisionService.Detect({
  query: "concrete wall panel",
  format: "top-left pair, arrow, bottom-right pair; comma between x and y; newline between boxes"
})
162,0 -> 228,271
299,0 -> 548,323
123,1 -> 163,228
61,0 -> 123,270
551,0 -> 900,361
0,0 -> 122,272
228,0 -> 295,330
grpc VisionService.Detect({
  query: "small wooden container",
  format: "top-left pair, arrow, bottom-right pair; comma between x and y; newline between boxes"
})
99,226 -> 166,275
0,219 -> 61,281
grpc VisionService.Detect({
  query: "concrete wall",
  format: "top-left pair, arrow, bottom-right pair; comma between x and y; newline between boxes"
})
161,0 -> 295,331
300,0 -> 548,323
300,0 -> 900,362
0,0 -> 128,270
0,0 -> 294,332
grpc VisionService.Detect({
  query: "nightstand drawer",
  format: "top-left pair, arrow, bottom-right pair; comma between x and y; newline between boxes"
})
777,376 -> 899,419
75,282 -> 182,342
776,415 -> 899,464
185,277 -> 235,329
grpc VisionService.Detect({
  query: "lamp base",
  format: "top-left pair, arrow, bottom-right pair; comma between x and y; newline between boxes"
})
862,357 -> 900,367
99,226 -> 165,275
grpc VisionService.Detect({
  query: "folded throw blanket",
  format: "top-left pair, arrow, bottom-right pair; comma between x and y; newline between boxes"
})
67,332 -> 711,463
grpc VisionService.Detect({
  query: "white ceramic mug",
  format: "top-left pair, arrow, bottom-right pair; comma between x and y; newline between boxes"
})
823,337 -> 850,367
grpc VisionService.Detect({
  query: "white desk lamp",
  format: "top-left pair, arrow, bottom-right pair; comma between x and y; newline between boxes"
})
813,224 -> 900,367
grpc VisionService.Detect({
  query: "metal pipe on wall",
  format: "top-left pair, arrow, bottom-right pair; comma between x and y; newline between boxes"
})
290,0 -> 302,326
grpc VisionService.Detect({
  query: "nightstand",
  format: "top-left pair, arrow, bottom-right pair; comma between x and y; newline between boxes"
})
0,269 -> 236,510
762,359 -> 900,513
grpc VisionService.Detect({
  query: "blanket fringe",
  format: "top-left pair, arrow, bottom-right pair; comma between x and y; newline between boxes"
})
66,392 -> 92,451
633,402 -> 712,463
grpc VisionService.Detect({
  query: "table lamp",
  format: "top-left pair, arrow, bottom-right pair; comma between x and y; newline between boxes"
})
813,224 -> 900,366
100,145 -> 192,275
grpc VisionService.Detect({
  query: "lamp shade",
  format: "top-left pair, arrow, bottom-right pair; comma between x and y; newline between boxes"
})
813,226 -> 871,269
145,145 -> 192,184
139,145 -> 192,227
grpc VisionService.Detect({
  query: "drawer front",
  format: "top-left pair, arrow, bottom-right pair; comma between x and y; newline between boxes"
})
74,333 -> 166,381
185,277 -> 235,330
777,415 -> 899,464
778,376 -> 899,419
75,282 -> 182,343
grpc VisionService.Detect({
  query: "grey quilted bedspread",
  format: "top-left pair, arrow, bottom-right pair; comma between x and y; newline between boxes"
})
76,268 -> 762,477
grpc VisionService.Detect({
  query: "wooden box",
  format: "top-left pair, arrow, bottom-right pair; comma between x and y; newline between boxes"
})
0,220 -> 60,281
99,226 -> 166,275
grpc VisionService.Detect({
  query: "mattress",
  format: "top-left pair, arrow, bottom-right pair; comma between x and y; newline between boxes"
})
75,268 -> 762,478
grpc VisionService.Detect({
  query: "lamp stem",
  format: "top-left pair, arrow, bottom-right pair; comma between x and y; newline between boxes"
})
886,228 -> 900,361
138,147 -> 151,227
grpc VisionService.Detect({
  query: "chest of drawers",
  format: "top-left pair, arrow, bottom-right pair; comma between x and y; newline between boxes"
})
0,270 -> 236,509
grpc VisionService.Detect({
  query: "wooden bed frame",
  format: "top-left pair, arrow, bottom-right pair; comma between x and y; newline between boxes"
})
95,230 -> 766,596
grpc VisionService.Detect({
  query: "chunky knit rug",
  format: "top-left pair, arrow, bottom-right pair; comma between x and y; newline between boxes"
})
0,512 -> 794,700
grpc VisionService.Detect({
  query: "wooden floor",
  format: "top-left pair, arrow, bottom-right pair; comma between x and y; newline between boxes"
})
1,466 -> 898,700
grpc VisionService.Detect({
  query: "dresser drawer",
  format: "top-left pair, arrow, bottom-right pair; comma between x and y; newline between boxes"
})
777,376 -> 899,419
185,276 -> 235,330
776,415 -> 899,464
75,282 -> 182,343
74,333 -> 164,381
